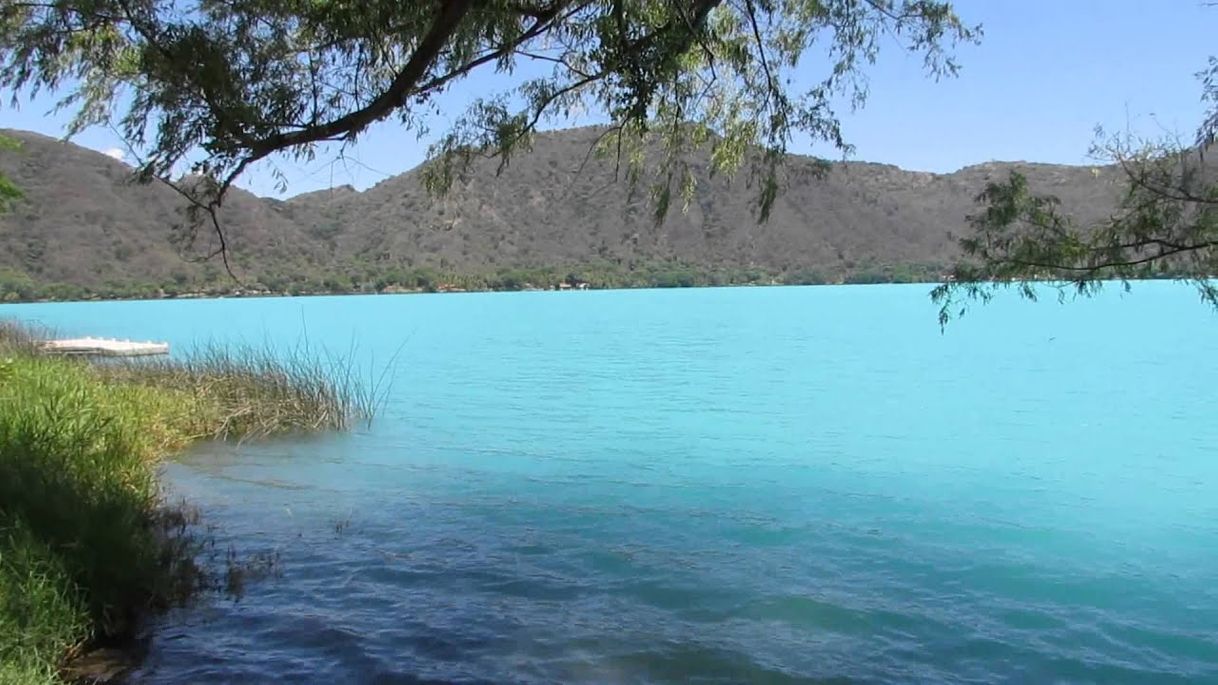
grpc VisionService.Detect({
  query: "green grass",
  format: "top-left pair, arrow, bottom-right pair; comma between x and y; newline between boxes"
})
0,518 -> 89,685
0,323 -> 373,683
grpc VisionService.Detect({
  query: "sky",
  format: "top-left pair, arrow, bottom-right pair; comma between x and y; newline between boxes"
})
1,0 -> 1215,198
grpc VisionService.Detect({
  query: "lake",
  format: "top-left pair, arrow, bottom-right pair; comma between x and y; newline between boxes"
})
3,284 -> 1217,683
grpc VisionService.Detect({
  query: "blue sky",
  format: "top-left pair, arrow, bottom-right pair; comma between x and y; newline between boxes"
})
1,0 -> 1214,197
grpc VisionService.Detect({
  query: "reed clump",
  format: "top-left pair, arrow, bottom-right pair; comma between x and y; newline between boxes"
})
0,323 -> 376,683
97,342 -> 376,441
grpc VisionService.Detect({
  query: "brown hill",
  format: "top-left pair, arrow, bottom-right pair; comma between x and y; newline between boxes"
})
0,127 -> 1120,298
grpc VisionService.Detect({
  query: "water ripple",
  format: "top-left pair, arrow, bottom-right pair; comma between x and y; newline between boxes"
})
34,285 -> 1212,684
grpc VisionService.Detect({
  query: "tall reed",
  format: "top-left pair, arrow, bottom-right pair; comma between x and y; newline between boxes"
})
97,341 -> 380,441
0,322 -> 382,683
0,354 -> 201,683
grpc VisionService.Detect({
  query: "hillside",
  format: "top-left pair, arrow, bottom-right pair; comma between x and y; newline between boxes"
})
0,127 -> 1120,299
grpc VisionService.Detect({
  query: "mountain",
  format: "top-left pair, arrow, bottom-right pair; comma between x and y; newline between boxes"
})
0,127 -> 1120,299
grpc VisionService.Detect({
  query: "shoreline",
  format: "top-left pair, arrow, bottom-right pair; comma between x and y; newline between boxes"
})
1,280 -> 917,305
0,262 -> 953,304
0,274 -> 1199,307
0,325 -> 371,684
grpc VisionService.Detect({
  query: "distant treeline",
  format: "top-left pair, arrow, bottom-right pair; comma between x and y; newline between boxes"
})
0,261 -> 953,302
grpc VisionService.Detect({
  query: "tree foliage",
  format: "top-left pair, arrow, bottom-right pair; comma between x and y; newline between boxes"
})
0,135 -> 20,211
0,0 -> 977,258
933,58 -> 1218,325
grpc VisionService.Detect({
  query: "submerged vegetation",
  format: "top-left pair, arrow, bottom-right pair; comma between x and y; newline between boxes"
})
0,322 -> 374,684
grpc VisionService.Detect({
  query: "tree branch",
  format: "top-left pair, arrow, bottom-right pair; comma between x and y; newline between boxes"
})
1001,239 -> 1218,273
249,0 -> 479,159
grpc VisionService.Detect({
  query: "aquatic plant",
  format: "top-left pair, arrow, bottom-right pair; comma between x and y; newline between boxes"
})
0,353 -> 202,683
97,341 -> 381,440
0,319 -> 42,354
0,322 -> 380,683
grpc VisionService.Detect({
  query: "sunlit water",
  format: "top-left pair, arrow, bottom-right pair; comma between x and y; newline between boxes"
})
4,284 -> 1217,683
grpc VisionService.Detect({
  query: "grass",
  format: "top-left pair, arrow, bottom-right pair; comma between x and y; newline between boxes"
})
0,322 -> 375,683
98,341 -> 377,440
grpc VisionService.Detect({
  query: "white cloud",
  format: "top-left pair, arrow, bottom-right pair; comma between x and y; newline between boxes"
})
101,147 -> 126,162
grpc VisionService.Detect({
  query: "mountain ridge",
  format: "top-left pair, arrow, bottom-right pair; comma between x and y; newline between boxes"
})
0,126 -> 1120,300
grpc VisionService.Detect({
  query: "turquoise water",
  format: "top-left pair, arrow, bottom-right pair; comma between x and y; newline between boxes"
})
4,284 -> 1218,683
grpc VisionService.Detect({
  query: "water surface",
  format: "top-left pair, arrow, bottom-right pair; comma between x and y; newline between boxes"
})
4,284 -> 1217,683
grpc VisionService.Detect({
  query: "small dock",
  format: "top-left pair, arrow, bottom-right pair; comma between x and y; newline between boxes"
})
41,337 -> 170,357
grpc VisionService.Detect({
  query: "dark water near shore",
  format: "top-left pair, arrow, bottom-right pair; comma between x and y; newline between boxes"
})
5,284 -> 1218,683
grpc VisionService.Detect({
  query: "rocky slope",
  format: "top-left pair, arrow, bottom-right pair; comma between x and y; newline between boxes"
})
0,127 -> 1120,296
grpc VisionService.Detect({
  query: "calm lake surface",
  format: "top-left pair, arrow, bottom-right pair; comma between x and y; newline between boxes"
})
4,284 -> 1217,683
